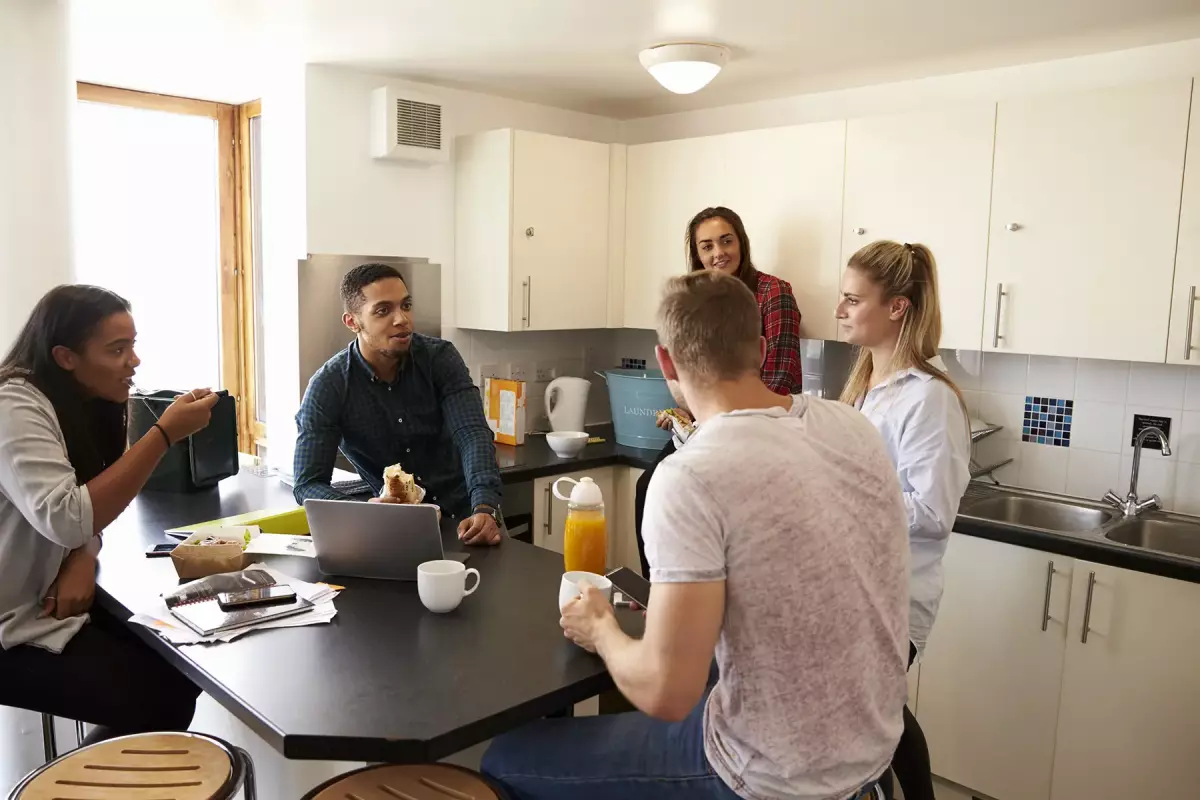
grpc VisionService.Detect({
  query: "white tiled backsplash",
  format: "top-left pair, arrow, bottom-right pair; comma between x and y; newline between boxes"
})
945,350 -> 1200,515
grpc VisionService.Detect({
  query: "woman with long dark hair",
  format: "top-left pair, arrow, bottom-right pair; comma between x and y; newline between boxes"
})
633,207 -> 803,576
0,285 -> 218,743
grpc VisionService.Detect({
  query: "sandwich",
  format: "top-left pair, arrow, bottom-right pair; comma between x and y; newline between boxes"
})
656,408 -> 695,446
381,463 -> 422,504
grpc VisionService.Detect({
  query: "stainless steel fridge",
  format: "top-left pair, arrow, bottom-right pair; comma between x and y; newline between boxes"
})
296,254 -> 442,391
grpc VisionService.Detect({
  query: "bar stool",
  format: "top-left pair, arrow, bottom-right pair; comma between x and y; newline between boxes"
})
9,731 -> 256,800
302,764 -> 504,800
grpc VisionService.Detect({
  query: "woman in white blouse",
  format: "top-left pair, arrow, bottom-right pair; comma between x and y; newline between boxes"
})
0,285 -> 218,744
837,240 -> 971,800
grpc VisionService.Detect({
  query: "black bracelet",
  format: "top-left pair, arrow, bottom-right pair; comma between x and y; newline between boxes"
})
152,423 -> 172,448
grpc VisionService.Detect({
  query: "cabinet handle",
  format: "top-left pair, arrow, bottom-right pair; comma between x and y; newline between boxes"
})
853,227 -> 866,236
1185,286 -> 1197,361
521,279 -> 531,329
543,484 -> 552,537
1041,560 -> 1056,632
526,277 -> 533,328
1081,571 -> 1097,644
991,283 -> 1007,348
1005,222 -> 1022,232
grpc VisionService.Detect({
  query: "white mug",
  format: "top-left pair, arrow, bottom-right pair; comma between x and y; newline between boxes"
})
558,570 -> 613,613
418,560 -> 481,613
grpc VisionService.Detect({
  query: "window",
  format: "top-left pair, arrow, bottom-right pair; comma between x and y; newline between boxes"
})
238,100 -> 267,456
73,84 -> 262,452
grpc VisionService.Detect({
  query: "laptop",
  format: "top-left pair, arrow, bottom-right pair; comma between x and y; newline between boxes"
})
303,499 -> 451,580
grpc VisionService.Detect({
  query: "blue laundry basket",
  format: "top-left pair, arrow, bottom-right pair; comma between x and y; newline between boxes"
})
597,369 -> 675,450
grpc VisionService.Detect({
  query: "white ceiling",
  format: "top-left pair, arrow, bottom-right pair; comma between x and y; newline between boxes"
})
70,0 -> 1200,118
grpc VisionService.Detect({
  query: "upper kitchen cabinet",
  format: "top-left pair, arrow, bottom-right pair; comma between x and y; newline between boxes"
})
1167,80 -> 1200,365
983,80 -> 1192,361
623,122 -> 846,338
455,129 -> 610,332
842,105 -> 996,351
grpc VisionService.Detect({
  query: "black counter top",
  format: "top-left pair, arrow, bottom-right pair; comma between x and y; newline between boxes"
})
495,424 -> 660,483
955,486 -> 1200,585
498,432 -> 1200,585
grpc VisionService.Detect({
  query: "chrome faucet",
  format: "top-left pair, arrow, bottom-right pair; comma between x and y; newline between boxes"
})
1103,426 -> 1172,517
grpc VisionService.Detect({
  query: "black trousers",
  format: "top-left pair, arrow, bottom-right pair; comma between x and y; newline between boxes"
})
891,642 -> 935,800
632,440 -> 676,577
0,607 -> 200,744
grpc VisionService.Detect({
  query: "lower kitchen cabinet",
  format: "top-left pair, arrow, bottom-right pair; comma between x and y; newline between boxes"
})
611,466 -> 645,575
918,534 -> 1072,800
1049,562 -> 1200,800
531,467 -> 615,558
920,535 -> 1200,799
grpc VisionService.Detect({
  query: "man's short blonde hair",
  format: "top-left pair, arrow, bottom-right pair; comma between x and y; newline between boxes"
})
657,271 -> 762,382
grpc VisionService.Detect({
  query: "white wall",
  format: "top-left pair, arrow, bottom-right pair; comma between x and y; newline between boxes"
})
948,350 -> 1200,513
301,65 -> 626,433
621,37 -> 1200,143
0,0 -> 74,350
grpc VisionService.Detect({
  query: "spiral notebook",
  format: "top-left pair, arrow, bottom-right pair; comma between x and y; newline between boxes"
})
165,569 -> 314,637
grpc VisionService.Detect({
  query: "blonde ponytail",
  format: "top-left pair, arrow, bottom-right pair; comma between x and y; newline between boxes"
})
838,240 -> 965,414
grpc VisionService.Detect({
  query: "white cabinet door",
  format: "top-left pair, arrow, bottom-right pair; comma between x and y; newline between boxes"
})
983,80 -> 1191,361
714,122 -> 847,340
532,467 -> 615,560
455,128 -> 515,332
623,123 -> 846,337
1050,563 -> 1200,799
918,534 -> 1073,800
623,137 -> 721,330
1167,81 -> 1200,364
610,466 -> 645,575
842,105 -> 996,350
512,131 -> 611,331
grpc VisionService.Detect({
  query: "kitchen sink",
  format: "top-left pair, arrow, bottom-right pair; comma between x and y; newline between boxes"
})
1104,517 -> 1200,560
967,495 -> 1114,532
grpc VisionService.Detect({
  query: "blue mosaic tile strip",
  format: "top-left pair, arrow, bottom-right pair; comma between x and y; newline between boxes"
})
1022,396 -> 1073,447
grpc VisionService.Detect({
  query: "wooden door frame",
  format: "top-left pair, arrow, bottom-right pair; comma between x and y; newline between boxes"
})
76,83 -> 260,452
235,100 -> 265,452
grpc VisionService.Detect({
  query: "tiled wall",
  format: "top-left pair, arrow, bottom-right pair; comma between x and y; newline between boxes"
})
944,350 -> 1200,515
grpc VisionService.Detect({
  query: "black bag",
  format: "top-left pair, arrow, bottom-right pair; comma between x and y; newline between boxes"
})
129,390 -> 238,492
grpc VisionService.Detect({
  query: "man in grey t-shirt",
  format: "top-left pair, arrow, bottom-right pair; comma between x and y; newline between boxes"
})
483,272 -> 909,800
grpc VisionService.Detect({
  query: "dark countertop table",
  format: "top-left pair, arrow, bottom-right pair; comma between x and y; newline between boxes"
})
95,472 -> 642,763
495,424 -> 659,483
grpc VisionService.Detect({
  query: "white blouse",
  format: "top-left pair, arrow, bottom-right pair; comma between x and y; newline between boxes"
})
860,359 -> 971,656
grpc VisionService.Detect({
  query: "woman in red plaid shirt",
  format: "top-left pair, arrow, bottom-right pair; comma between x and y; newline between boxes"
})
634,207 -> 803,575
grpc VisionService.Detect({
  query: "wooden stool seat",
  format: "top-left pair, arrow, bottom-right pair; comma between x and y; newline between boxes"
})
306,764 -> 503,800
13,732 -> 239,800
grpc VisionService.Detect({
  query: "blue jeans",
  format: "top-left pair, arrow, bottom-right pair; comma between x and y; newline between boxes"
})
481,695 -> 891,800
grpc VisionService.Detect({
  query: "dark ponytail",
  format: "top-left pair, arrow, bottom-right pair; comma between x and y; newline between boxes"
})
0,285 -> 132,484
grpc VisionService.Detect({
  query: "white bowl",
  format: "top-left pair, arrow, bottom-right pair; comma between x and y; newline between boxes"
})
547,431 -> 588,458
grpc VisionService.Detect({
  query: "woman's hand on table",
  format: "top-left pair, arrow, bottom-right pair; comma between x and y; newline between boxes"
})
561,585 -> 617,653
41,547 -> 97,620
458,511 -> 501,547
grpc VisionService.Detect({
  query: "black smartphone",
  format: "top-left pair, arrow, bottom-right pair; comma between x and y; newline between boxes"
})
216,585 -> 297,612
607,567 -> 651,609
145,543 -> 178,558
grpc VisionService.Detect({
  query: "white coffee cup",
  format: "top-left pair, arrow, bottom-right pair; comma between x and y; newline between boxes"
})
558,571 -> 613,613
418,560 -> 481,613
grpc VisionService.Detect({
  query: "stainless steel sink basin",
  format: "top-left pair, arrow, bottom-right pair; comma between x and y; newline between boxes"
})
968,495 -> 1114,532
1104,517 -> 1200,560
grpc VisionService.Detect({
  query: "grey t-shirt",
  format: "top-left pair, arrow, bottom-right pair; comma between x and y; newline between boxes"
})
0,380 -> 96,653
643,396 -> 909,800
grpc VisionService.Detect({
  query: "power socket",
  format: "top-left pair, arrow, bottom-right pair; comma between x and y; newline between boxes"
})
477,363 -> 506,386
535,361 -> 558,382
509,362 -> 534,383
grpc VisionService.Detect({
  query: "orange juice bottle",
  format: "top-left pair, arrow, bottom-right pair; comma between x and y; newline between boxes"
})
553,476 -> 607,575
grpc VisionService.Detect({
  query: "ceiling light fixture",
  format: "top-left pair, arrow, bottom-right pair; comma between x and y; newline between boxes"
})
638,42 -> 730,95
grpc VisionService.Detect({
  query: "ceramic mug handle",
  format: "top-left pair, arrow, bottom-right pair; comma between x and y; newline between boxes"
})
462,568 -> 481,596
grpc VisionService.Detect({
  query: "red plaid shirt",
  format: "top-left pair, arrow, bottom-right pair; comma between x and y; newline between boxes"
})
752,270 -> 803,395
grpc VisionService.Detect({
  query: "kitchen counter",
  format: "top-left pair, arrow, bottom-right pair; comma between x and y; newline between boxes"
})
956,483 -> 1200,585
496,430 -> 1200,585
495,424 -> 660,484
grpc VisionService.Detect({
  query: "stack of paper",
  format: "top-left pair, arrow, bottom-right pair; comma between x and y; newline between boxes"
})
131,563 -> 340,645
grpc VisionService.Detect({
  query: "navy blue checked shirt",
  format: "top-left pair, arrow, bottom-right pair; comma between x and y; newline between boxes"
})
292,335 -> 502,519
